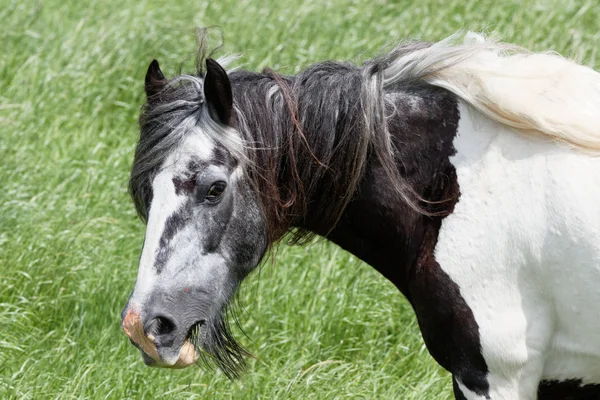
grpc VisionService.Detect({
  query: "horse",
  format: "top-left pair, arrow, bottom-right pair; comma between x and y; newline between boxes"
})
120,32 -> 600,399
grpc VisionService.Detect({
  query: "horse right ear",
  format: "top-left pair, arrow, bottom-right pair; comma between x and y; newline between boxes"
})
204,58 -> 233,126
145,59 -> 166,100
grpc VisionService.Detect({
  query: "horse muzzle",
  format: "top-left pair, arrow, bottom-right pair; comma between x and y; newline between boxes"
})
121,304 -> 200,368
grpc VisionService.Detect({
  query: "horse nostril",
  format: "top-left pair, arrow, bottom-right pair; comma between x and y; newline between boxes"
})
156,316 -> 177,337
145,315 -> 177,338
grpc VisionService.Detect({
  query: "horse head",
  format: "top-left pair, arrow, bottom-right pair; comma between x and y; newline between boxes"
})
121,58 -> 267,377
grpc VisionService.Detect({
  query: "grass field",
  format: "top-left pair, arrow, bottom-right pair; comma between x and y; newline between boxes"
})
1,0 -> 599,398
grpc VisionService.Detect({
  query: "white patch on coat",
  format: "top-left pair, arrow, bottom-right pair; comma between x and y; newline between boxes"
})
130,131 -> 215,306
435,101 -> 600,399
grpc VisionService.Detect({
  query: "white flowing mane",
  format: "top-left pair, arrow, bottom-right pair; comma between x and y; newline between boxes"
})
382,32 -> 600,151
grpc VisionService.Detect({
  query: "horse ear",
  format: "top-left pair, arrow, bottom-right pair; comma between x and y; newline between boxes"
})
204,58 -> 233,126
145,59 -> 166,100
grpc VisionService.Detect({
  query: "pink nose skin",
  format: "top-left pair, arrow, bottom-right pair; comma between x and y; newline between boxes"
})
122,307 -> 199,368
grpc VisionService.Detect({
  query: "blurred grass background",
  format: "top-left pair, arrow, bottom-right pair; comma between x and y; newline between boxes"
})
1,0 -> 598,398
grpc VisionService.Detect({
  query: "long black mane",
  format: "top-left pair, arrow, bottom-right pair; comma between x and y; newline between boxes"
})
131,42 -> 433,241
230,62 -> 377,242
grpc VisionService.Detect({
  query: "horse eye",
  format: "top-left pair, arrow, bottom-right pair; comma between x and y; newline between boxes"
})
205,181 -> 226,201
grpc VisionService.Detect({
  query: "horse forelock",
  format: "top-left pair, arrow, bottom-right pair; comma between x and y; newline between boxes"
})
129,71 -> 244,222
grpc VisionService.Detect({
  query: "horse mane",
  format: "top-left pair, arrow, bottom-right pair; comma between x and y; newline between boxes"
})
232,54 -> 450,243
132,31 -> 599,246
378,32 -> 600,150
131,32 -> 428,244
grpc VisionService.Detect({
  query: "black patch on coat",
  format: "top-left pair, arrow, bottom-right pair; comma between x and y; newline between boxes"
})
173,176 -> 196,196
173,159 -> 215,196
538,380 -> 600,400
324,85 -> 490,397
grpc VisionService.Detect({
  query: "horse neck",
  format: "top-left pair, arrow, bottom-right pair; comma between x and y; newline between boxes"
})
314,83 -> 461,295
231,71 -> 461,291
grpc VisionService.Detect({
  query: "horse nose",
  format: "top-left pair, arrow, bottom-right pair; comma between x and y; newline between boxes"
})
122,303 -> 178,348
122,291 -> 202,368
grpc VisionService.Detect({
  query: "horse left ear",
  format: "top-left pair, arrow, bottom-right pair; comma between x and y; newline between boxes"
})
204,58 -> 233,126
145,59 -> 167,100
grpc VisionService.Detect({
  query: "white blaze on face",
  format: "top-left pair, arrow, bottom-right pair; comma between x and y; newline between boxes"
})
130,171 -> 184,306
129,130 -> 216,308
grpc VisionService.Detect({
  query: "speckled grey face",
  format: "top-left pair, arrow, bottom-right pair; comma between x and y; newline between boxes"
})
123,129 -> 268,371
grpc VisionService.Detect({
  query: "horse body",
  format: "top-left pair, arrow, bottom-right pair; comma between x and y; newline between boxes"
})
122,34 -> 600,399
437,102 -> 600,398
322,95 -> 600,399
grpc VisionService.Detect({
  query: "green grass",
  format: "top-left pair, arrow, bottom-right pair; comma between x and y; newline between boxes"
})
1,0 -> 599,398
